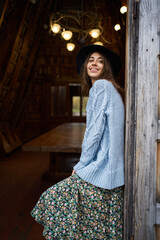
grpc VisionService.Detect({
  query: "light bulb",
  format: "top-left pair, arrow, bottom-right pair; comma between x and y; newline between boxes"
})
51,23 -> 61,33
94,41 -> 103,46
120,6 -> 127,14
61,30 -> 73,40
67,43 -> 75,51
114,24 -> 121,31
89,29 -> 100,38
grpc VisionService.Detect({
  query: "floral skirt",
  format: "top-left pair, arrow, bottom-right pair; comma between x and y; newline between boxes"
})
31,173 -> 124,240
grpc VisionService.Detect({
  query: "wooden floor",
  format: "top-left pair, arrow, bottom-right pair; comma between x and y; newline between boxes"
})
0,149 -> 60,240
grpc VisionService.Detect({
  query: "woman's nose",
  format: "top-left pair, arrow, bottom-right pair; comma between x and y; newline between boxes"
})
91,61 -> 97,65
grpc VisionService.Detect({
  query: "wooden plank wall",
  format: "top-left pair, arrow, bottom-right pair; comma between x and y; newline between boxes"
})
124,0 -> 139,238
125,0 -> 160,239
134,0 -> 159,238
0,0 -> 53,153
157,59 -> 160,239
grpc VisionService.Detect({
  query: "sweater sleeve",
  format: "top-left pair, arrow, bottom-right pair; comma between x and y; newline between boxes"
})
74,80 -> 111,171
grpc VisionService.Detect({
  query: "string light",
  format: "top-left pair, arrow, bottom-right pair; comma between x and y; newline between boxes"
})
49,7 -> 125,49
114,24 -> 121,31
51,23 -> 61,33
89,29 -> 100,38
61,30 -> 73,40
66,43 -> 75,51
120,6 -> 127,14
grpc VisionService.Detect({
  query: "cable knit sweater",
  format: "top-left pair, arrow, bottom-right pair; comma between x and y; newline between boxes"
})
74,79 -> 125,189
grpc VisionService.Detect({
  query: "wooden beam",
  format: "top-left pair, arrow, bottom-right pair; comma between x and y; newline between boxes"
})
158,58 -> 160,119
156,203 -> 160,225
134,0 -> 159,237
0,0 -> 9,28
158,120 -> 160,141
156,19 -> 160,240
124,0 -> 159,239
157,142 -> 160,203
124,0 -> 139,238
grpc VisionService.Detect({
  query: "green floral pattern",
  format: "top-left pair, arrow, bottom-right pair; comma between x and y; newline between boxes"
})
31,173 -> 124,239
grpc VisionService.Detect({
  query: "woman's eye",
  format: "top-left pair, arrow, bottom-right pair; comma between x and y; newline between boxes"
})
88,58 -> 103,63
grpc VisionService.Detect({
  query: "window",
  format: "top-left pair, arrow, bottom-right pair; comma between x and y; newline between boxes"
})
70,84 -> 88,118
72,96 -> 80,116
72,95 -> 88,117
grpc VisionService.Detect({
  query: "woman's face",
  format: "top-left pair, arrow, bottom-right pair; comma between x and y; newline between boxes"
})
86,52 -> 105,84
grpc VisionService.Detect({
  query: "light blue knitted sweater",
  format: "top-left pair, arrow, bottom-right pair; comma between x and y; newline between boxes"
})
74,79 -> 125,189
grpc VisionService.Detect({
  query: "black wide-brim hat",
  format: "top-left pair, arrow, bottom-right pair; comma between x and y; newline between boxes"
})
76,44 -> 121,77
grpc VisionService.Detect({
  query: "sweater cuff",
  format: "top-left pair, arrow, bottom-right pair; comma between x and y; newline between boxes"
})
73,161 -> 85,171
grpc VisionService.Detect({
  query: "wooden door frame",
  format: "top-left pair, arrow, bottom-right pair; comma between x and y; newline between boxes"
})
124,0 -> 160,239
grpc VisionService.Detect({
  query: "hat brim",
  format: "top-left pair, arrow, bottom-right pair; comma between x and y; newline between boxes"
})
76,45 -> 121,77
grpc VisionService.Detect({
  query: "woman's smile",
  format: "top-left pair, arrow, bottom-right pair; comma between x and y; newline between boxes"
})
89,67 -> 99,72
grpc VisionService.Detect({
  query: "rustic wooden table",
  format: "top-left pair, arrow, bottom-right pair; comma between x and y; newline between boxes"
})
22,122 -> 86,181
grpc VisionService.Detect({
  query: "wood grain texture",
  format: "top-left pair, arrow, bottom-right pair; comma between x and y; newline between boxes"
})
134,0 -> 159,239
22,122 -> 86,153
124,0 -> 139,238
156,225 -> 160,240
157,39 -> 160,240
156,203 -> 160,225
157,143 -> 160,202
158,60 -> 160,119
124,0 -> 159,239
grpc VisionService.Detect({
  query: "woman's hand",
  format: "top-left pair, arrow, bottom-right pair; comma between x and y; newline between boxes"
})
72,169 -> 76,176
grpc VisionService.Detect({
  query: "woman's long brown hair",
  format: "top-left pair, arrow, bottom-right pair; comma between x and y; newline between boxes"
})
80,53 -> 124,101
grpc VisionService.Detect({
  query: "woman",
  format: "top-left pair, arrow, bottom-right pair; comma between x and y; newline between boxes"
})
31,45 -> 125,239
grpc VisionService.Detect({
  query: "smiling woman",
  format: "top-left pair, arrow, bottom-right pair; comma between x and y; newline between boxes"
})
87,52 -> 105,85
79,45 -> 123,97
31,44 -> 125,239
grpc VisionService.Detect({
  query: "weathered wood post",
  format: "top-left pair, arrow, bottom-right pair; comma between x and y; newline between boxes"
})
124,0 -> 160,239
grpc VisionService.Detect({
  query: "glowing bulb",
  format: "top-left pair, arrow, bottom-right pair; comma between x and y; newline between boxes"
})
94,41 -> 103,46
114,24 -> 121,31
51,23 -> 61,33
89,29 -> 100,38
67,43 -> 75,51
61,30 -> 73,40
120,6 -> 127,14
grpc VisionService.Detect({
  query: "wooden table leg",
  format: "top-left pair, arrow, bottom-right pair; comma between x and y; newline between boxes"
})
42,152 -> 70,183
42,152 -> 80,183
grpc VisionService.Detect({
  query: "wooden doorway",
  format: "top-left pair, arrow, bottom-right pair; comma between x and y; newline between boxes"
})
124,0 -> 160,239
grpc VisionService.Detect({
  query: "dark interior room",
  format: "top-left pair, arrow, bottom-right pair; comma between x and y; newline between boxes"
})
0,0 -> 126,239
